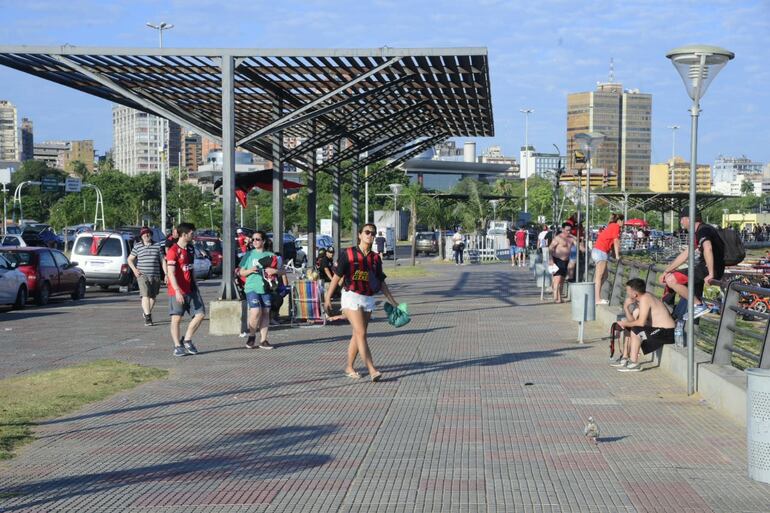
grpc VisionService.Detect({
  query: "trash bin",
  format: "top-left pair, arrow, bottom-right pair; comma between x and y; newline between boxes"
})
535,264 -> 551,288
570,282 -> 595,322
747,368 -> 770,484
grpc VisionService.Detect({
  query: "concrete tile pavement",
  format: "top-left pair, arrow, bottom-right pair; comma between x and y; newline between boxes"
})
0,263 -> 769,512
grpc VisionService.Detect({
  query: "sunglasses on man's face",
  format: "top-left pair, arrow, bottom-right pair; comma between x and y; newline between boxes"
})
362,230 -> 376,235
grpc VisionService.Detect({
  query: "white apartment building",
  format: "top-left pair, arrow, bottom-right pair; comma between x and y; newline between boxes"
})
0,100 -> 20,162
712,155 -> 764,183
112,105 -> 182,176
712,173 -> 763,197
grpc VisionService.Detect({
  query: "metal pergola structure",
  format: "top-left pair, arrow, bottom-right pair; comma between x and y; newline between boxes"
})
0,46 -> 494,299
594,192 -> 727,223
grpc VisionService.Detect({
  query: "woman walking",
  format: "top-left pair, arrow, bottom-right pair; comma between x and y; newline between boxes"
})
239,230 -> 279,349
592,213 -> 623,304
324,223 -> 399,382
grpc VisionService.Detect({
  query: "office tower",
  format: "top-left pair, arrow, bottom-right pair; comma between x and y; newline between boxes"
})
20,118 -> 33,161
112,105 -> 181,176
566,81 -> 652,190
0,100 -> 20,162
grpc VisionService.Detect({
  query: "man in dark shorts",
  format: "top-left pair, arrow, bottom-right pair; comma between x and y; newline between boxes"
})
659,208 -> 725,319
375,232 -> 386,255
127,227 -> 164,326
615,278 -> 676,372
166,222 -> 205,357
548,223 -> 574,303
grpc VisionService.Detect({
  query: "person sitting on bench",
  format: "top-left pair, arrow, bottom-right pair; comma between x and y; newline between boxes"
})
613,278 -> 676,372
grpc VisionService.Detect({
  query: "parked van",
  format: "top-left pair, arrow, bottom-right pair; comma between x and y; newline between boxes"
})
71,231 -> 136,290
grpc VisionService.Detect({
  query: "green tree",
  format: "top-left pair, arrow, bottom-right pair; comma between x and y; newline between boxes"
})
11,160 -> 66,222
741,179 -> 755,197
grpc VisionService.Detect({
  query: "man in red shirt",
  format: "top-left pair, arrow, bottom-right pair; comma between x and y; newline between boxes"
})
166,222 -> 205,357
236,228 -> 249,257
514,226 -> 528,267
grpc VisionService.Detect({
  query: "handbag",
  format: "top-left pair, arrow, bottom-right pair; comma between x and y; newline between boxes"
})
384,302 -> 411,328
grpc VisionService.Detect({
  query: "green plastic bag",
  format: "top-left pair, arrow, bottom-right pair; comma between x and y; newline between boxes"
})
384,302 -> 411,328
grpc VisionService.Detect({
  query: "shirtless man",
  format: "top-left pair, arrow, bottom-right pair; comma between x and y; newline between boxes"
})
548,223 -> 574,303
614,278 -> 676,372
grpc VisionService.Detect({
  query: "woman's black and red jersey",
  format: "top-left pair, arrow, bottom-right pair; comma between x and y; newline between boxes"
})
335,246 -> 386,296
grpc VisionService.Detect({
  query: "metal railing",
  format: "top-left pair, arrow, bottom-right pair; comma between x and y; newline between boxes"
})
593,258 -> 770,371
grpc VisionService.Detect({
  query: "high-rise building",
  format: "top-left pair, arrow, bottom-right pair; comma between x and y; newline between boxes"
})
33,141 -> 69,167
649,156 -> 710,193
0,100 -> 20,162
61,140 -> 95,172
112,105 -> 181,176
566,82 -> 652,190
182,132 -> 202,173
20,118 -> 33,161
712,155 -> 764,183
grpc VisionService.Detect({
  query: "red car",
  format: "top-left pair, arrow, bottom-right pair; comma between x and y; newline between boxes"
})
194,236 -> 223,275
0,247 -> 86,306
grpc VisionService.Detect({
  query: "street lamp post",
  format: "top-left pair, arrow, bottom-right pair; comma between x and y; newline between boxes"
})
668,125 -> 680,232
146,22 -> 173,234
520,108 -> 534,213
574,132 -> 605,280
667,44 -> 734,397
389,183 -> 403,267
490,199 -> 499,221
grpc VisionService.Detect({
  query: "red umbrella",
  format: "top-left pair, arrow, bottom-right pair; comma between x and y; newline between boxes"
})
625,218 -> 648,227
214,170 -> 304,208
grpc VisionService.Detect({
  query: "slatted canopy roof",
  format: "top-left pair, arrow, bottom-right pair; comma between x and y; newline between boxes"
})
0,46 -> 494,175
594,192 -> 727,213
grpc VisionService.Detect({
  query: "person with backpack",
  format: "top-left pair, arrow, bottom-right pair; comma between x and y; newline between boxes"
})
323,223 -> 400,382
239,230 -> 279,349
659,208 -> 726,320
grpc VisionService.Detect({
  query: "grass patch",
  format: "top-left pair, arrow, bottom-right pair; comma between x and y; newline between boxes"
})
385,265 -> 434,279
0,360 -> 167,459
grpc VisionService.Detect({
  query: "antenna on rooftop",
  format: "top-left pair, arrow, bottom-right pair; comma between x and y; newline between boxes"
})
609,57 -> 615,83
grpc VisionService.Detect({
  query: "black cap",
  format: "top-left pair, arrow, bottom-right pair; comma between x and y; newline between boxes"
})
679,207 -> 702,221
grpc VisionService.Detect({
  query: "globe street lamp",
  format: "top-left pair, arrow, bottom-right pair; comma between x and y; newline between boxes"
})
666,44 -> 734,396
389,183 -> 403,266
574,132 -> 605,279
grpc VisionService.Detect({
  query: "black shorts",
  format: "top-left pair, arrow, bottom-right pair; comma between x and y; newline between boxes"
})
553,258 -> 569,277
673,265 -> 723,300
630,326 -> 675,354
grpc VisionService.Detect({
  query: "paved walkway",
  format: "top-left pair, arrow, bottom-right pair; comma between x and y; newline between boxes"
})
1,263 -> 769,512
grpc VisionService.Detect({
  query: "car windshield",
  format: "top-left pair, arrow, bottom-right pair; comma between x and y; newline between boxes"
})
416,233 -> 434,240
73,236 -> 124,257
0,251 -> 31,265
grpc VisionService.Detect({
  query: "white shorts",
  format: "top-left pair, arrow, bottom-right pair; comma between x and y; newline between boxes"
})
341,289 -> 376,312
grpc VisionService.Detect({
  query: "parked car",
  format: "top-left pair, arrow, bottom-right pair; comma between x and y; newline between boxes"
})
0,252 -> 28,309
415,231 -> 439,255
0,247 -> 86,305
294,234 -> 334,266
266,232 -> 298,264
194,236 -> 223,275
193,245 -> 213,279
71,231 -> 136,290
0,234 -> 28,247
20,223 -> 63,249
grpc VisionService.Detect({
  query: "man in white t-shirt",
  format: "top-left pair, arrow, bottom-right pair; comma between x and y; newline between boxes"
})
537,225 -> 550,262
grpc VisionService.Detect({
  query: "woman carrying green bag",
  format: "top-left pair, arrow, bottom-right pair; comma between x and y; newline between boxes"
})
324,223 -> 399,382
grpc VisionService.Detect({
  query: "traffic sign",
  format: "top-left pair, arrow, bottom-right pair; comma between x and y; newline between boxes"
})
41,175 -> 60,193
65,176 -> 82,193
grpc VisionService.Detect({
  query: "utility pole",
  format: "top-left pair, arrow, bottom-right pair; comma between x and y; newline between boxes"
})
520,108 -> 534,213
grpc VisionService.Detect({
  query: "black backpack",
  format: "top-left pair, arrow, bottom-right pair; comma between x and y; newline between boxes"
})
716,227 -> 745,266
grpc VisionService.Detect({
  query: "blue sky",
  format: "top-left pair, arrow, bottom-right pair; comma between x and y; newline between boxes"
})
1,0 -> 769,166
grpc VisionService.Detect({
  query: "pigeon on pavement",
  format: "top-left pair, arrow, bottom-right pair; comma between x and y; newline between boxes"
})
584,416 -> 600,445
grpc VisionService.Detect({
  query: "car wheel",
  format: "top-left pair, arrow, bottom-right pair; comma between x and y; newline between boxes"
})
72,279 -> 86,300
35,282 -> 50,306
13,286 -> 27,310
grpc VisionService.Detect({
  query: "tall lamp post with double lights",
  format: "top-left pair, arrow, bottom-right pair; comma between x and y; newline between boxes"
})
389,183 -> 403,267
574,132 -> 605,279
666,44 -> 734,396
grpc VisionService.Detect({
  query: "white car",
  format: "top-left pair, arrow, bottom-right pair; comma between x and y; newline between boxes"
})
72,231 -> 136,290
294,235 -> 334,266
0,234 -> 28,247
193,246 -> 213,279
0,253 -> 28,308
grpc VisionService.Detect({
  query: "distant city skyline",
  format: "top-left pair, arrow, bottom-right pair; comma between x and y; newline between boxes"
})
1,0 -> 768,167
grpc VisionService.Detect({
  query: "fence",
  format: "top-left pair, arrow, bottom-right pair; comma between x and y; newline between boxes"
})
595,258 -> 770,371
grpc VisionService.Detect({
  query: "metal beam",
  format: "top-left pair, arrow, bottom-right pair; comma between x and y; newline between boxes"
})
49,54 -> 223,144
307,123 -> 317,269
333,140 -> 342,257
272,96 -> 284,258
360,135 -> 448,185
219,55 -> 237,300
236,56 -> 402,146
352,158 -> 360,238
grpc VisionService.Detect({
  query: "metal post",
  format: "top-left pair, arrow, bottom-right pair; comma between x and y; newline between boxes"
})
160,126 -> 167,234
219,54 -> 236,300
393,191 -> 398,267
364,158 -> 369,224
585,152 -> 591,279
352,160 -> 360,239
521,108 -> 533,213
575,170 -> 581,282
307,146 -> 317,269
272,97 -> 284,257
686,54 -> 707,397
2,183 -> 6,235
332,140 -> 342,257
669,125 -> 679,232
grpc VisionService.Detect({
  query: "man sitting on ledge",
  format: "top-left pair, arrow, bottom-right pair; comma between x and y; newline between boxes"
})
612,278 -> 676,372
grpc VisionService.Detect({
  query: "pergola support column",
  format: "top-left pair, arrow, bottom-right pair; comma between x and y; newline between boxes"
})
333,139 -> 342,257
352,157 -> 360,238
272,97 -> 284,256
219,54 -> 237,301
307,125 -> 317,267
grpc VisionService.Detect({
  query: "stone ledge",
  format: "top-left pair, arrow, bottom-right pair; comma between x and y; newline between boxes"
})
596,304 -> 748,426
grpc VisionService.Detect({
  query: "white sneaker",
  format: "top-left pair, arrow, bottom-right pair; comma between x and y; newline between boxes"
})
618,362 -> 642,372
610,358 -> 628,368
239,332 -> 248,338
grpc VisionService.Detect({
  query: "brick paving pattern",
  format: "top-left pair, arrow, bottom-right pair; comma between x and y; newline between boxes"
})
1,264 -> 769,512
